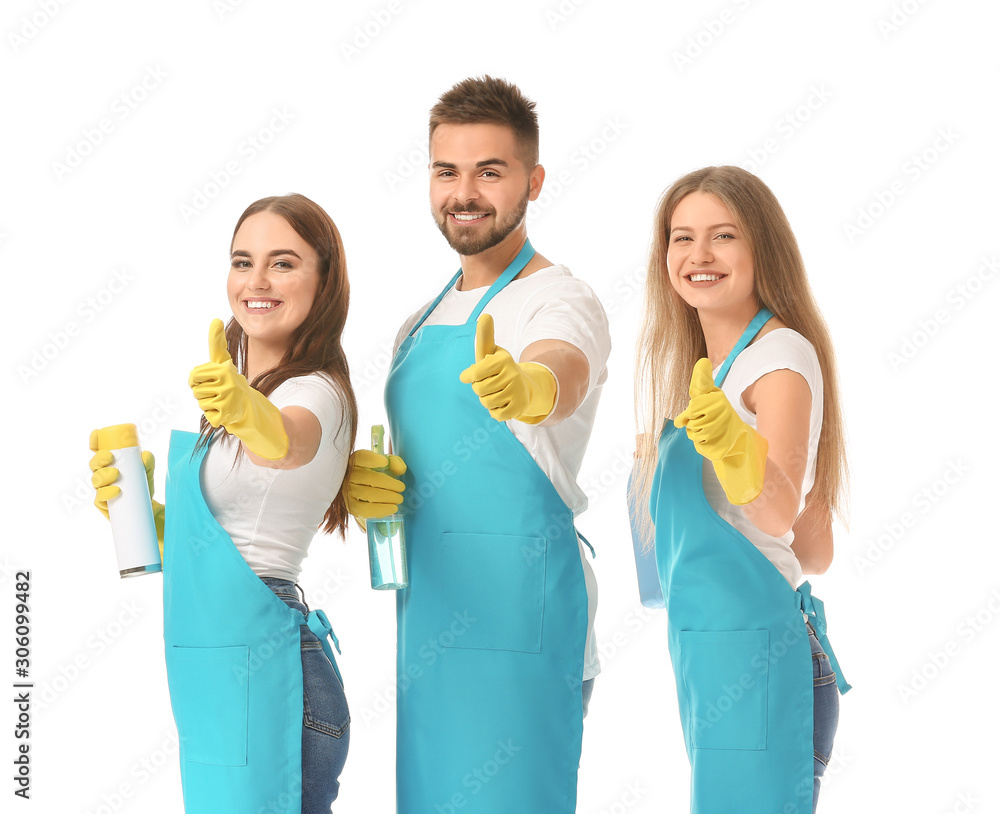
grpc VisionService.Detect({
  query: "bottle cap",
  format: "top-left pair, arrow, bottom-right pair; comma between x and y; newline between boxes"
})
90,423 -> 139,451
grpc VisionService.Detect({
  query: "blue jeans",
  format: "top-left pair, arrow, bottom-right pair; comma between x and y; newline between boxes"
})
262,578 -> 350,812
809,622 -> 839,813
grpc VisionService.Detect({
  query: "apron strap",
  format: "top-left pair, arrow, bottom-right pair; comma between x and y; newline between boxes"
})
409,269 -> 463,337
407,239 -> 537,337
305,608 -> 344,686
577,530 -> 596,559
714,307 -> 774,387
467,238 -> 535,324
797,581 -> 851,695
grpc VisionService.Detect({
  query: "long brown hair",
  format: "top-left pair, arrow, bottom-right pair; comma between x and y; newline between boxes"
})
199,193 -> 358,536
633,166 -> 848,540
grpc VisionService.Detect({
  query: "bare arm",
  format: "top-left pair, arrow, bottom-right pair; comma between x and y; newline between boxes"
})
740,369 -> 812,537
520,338 -> 591,424
790,494 -> 834,574
244,405 -> 322,470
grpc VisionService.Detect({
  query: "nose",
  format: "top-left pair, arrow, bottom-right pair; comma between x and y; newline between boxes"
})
452,175 -> 479,207
690,236 -> 714,265
247,264 -> 270,290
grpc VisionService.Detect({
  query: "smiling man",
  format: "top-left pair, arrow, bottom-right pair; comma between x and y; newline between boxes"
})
346,76 -> 610,813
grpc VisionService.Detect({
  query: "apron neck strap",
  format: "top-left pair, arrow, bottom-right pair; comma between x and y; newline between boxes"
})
408,239 -> 536,336
714,307 -> 774,387
409,269 -> 463,337
467,238 -> 535,324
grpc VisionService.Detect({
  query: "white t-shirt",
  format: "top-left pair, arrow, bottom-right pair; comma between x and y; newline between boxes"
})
200,373 -> 352,582
394,264 -> 610,680
704,329 -> 823,589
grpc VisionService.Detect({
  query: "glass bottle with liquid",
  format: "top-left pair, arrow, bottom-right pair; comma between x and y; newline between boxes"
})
367,424 -> 408,590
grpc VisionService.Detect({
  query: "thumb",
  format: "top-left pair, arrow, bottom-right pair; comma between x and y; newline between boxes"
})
689,357 -> 716,398
475,313 -> 496,363
208,319 -> 232,364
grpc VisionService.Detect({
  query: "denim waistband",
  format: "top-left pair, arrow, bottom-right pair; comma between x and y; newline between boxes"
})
260,577 -> 305,604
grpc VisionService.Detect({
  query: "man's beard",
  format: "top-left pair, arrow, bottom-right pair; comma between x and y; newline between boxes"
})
434,190 -> 529,256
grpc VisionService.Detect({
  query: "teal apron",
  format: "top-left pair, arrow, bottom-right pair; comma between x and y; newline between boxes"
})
649,310 -> 850,814
162,430 -> 342,813
385,240 -> 589,813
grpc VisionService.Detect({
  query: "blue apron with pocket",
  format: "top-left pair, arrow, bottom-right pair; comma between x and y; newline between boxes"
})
385,240 -> 590,813
162,430 -> 342,813
649,310 -> 849,813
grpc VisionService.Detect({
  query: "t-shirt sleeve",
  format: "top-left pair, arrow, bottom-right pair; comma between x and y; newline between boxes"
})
513,276 -> 612,395
743,331 -> 822,404
270,374 -> 349,447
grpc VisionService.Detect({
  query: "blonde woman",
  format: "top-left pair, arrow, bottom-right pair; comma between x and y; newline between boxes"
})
633,166 -> 850,813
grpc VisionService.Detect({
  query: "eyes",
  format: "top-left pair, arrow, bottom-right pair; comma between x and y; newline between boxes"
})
435,169 -> 502,179
671,232 -> 736,244
231,258 -> 294,270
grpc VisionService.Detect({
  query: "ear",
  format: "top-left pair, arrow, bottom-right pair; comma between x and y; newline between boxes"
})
527,163 -> 546,202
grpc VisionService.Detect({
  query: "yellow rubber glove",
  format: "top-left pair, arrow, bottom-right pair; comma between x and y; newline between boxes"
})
458,313 -> 557,424
345,450 -> 407,529
188,319 -> 289,460
89,444 -> 165,561
674,358 -> 768,506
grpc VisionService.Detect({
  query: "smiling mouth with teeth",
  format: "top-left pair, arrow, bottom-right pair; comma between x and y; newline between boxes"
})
687,273 -> 725,282
245,300 -> 280,310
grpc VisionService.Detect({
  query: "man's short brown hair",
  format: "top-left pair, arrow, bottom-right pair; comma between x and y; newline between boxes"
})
429,75 -> 539,167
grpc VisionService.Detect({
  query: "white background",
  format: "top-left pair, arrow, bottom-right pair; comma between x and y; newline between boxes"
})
3,0 -> 998,811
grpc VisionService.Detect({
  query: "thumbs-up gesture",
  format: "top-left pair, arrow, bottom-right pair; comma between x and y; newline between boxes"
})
674,358 -> 768,505
188,319 -> 289,460
189,319 -> 241,429
674,358 -> 741,459
458,313 -> 558,424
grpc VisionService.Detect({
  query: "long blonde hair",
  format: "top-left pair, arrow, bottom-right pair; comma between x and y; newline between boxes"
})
632,166 -> 848,540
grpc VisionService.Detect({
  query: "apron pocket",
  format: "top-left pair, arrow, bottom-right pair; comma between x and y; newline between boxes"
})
678,630 -> 769,751
438,532 -> 546,653
166,645 -> 250,766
